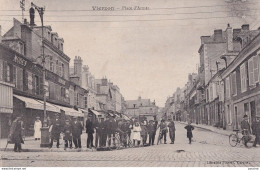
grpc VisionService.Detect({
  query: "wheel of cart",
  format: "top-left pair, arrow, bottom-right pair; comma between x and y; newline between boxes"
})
107,132 -> 121,150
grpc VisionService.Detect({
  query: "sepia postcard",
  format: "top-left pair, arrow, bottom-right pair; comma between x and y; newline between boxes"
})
0,0 -> 260,168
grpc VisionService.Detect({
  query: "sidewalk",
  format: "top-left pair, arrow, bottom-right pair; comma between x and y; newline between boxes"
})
0,133 -> 95,152
178,121 -> 232,136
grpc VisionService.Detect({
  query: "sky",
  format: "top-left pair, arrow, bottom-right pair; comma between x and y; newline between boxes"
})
0,0 -> 260,107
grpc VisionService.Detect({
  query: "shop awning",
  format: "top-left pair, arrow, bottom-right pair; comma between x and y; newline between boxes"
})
55,105 -> 83,117
35,100 -> 61,113
89,109 -> 102,117
14,95 -> 60,113
14,95 -> 44,110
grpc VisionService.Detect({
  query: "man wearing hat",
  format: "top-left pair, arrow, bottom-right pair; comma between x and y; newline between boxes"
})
72,117 -> 83,149
49,114 -> 62,148
168,119 -> 176,144
9,116 -> 24,152
252,116 -> 260,147
241,115 -> 251,147
34,117 -> 42,140
63,119 -> 73,150
86,115 -> 95,148
99,118 -> 107,147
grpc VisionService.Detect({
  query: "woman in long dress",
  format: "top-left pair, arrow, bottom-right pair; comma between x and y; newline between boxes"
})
34,117 -> 42,140
132,122 -> 141,147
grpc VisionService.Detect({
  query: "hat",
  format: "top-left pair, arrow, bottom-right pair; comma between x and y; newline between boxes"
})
243,115 -> 248,118
36,116 -> 40,119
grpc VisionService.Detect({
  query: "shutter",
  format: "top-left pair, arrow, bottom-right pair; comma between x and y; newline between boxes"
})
24,70 -> 28,91
253,56 -> 259,83
240,64 -> 246,92
0,59 -> 3,81
233,72 -> 237,95
230,74 -> 233,95
259,54 -> 260,81
39,76 -> 43,96
3,61 -> 7,82
13,66 -> 17,87
248,58 -> 254,86
9,64 -> 13,83
17,67 -> 23,90
32,74 -> 36,94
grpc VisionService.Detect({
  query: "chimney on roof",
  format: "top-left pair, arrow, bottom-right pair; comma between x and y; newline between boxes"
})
241,24 -> 249,30
74,56 -> 82,84
226,23 -> 233,52
233,29 -> 241,39
214,29 -> 223,41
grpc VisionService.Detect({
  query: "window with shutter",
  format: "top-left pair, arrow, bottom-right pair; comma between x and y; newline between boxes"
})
253,56 -> 259,83
248,58 -> 254,86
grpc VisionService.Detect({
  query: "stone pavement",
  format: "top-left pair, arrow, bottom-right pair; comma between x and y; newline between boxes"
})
1,122 -> 260,167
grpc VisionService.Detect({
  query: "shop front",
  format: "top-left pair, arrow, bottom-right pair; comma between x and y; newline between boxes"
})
0,81 -> 14,138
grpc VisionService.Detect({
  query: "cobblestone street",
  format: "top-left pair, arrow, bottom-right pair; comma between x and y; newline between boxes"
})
1,122 -> 259,167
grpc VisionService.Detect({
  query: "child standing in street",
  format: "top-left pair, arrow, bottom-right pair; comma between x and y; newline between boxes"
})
184,121 -> 194,144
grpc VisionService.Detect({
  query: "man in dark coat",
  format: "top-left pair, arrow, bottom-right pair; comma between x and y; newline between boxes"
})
86,115 -> 94,148
241,115 -> 251,147
9,116 -> 24,152
106,116 -> 117,147
49,114 -> 62,148
94,118 -> 100,148
147,120 -> 156,146
72,117 -> 83,149
99,118 -> 106,147
168,119 -> 176,144
252,116 -> 260,147
63,119 -> 72,150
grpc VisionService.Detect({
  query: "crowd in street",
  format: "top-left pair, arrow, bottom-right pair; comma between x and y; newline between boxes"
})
6,113 -> 260,152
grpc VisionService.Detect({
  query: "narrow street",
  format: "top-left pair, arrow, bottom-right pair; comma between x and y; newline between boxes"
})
1,122 -> 259,167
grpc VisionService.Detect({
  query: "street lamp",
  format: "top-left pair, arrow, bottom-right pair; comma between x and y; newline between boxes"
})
30,2 -> 49,147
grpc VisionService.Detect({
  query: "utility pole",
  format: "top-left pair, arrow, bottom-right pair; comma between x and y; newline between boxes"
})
30,2 -> 49,147
20,0 -> 25,21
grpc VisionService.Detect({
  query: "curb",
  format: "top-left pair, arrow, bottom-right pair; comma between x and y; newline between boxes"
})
0,148 -> 96,152
178,121 -> 230,136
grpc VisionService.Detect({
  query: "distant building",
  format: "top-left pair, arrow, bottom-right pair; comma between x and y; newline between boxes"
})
125,96 -> 158,120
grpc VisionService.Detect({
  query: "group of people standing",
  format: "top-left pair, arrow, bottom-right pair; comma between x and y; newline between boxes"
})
48,114 -> 83,149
